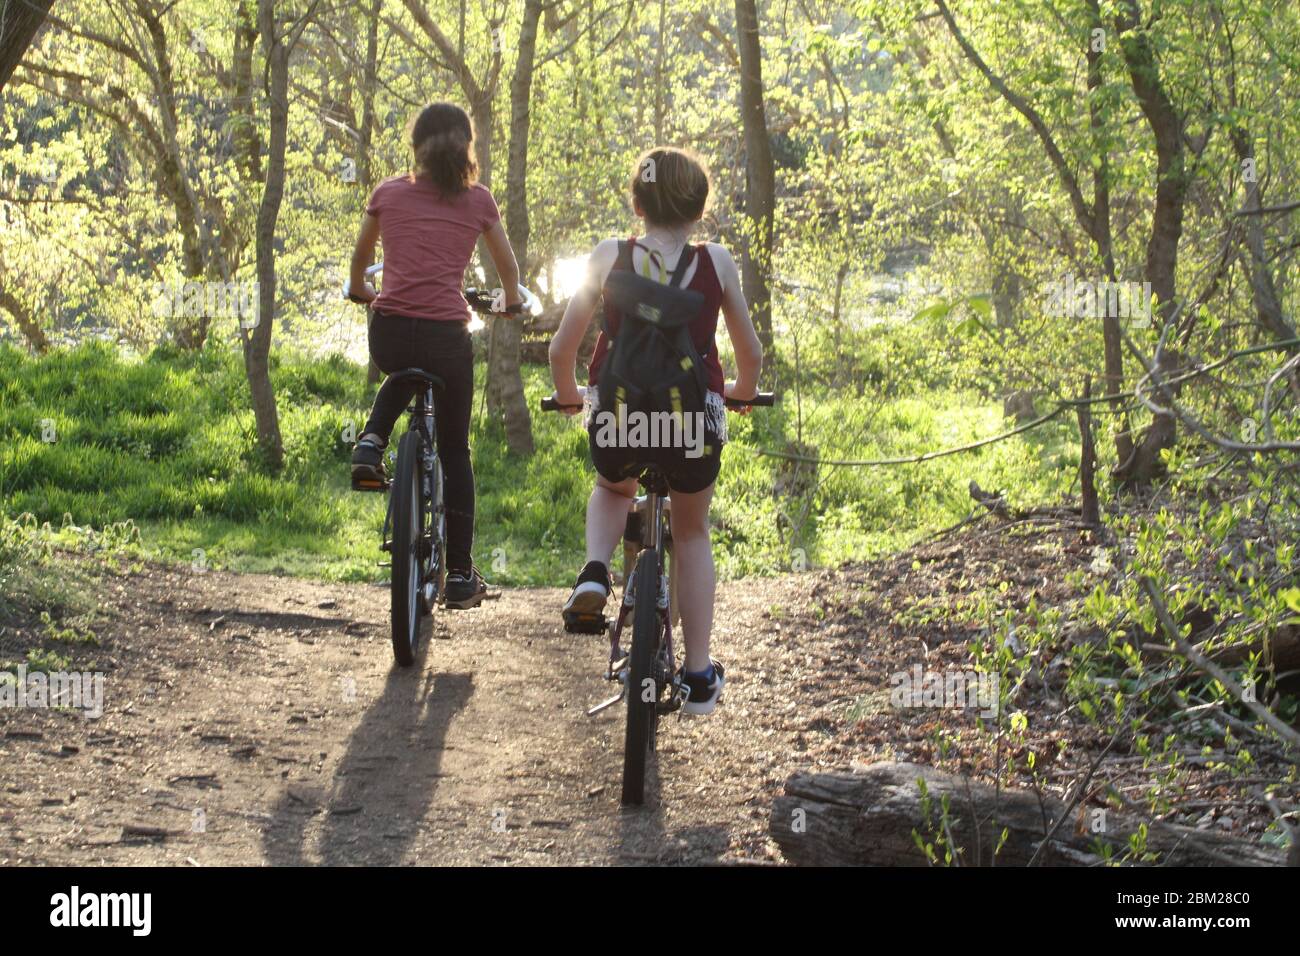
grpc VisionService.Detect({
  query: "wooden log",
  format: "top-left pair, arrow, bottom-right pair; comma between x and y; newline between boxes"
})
519,300 -> 598,365
771,762 -> 1285,867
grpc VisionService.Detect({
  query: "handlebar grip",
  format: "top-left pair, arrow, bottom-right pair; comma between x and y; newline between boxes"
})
465,287 -> 531,315
541,396 -> 582,412
725,391 -> 776,409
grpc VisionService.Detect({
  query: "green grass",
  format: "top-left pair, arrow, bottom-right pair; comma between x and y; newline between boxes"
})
0,340 -> 1079,585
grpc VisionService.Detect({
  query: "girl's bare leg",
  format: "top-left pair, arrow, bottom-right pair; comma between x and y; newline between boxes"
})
667,483 -> 715,672
586,475 -> 638,567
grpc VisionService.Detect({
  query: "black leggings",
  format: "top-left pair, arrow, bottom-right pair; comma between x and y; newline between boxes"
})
363,311 -> 476,573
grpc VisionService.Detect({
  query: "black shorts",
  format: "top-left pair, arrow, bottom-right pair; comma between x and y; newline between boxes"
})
587,422 -> 723,494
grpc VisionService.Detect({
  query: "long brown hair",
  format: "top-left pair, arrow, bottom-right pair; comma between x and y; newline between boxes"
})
409,102 -> 478,194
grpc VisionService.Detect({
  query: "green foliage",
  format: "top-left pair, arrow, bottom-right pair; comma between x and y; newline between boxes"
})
1,336 -> 1079,584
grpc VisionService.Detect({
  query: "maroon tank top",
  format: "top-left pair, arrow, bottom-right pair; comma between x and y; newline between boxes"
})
587,237 -> 726,395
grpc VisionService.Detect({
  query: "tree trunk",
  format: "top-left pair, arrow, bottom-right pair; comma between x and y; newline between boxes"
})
487,1 -> 542,456
771,763 -> 1285,866
734,0 -> 775,354
136,2 -> 212,350
243,0 -> 287,469
1078,378 -> 1100,527
358,0 -> 383,387
1084,0 -> 1133,475
1230,134 -> 1295,344
0,280 -> 50,353
1209,3 -> 1295,346
0,0 -> 53,92
1113,0 -> 1187,486
232,3 -> 262,184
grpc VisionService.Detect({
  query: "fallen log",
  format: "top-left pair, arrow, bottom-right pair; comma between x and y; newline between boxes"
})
518,300 -> 598,366
771,762 -> 1285,866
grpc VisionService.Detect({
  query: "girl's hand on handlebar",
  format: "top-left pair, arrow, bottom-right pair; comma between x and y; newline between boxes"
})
491,286 -> 524,314
723,380 -> 757,415
551,387 -> 585,415
346,279 -> 377,304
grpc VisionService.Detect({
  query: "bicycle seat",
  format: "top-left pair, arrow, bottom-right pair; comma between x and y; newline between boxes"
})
385,368 -> 446,391
636,467 -> 670,496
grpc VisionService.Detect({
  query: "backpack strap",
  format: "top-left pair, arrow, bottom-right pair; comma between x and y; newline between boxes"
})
613,239 -> 634,272
600,240 -> 633,336
668,245 -> 696,288
626,236 -> 696,287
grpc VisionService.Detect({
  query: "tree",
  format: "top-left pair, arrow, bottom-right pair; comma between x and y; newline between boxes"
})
497,0 -> 545,455
734,0 -> 775,355
400,0 -> 535,455
0,0 -> 53,91
16,1 -> 262,349
243,0 -> 314,469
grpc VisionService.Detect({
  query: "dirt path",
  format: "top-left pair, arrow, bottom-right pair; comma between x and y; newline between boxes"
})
1,560 -> 850,866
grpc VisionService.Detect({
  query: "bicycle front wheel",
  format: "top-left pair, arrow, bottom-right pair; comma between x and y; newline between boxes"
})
622,548 -> 660,805
389,430 -> 425,667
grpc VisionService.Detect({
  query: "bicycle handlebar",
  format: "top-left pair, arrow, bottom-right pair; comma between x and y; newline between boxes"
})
539,390 -> 776,412
344,261 -> 539,315
540,395 -> 580,412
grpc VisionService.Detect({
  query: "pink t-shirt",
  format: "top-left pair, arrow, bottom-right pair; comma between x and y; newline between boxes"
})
365,175 -> 501,322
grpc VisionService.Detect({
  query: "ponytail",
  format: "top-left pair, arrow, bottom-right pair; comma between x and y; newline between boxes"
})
409,103 -> 477,194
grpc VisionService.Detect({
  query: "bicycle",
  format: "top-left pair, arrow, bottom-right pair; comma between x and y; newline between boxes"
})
347,263 -> 536,667
541,388 -> 775,805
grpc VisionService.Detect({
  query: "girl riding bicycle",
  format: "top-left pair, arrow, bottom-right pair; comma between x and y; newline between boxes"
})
548,147 -> 764,714
346,102 -> 521,610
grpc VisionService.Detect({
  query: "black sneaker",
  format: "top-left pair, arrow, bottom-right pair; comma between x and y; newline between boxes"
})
680,659 -> 725,715
445,565 -> 488,610
351,436 -> 387,488
563,561 -> 611,616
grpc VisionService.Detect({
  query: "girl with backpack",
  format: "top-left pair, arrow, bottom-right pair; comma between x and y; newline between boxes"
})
547,147 -> 764,714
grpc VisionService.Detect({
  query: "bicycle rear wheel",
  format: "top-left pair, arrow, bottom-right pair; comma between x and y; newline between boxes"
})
419,456 -> 447,615
389,430 -> 425,667
622,548 -> 660,805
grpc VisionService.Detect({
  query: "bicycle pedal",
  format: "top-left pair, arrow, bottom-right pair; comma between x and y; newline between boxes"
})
351,477 -> 389,492
563,610 -> 608,635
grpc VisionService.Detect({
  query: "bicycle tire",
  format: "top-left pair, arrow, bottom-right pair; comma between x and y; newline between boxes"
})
389,430 -> 424,667
420,456 -> 447,614
622,548 -> 660,805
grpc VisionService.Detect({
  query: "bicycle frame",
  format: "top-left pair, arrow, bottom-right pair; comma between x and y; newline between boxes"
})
381,385 -> 438,553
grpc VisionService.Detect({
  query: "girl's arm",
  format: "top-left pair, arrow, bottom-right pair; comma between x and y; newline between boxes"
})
482,220 -> 523,307
710,243 -> 763,399
348,213 -> 382,302
549,238 -> 620,408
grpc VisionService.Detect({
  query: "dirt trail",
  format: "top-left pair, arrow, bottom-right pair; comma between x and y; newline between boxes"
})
0,560 -> 852,866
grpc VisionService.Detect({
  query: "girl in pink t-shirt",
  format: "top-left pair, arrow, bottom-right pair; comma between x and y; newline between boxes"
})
346,102 -> 521,609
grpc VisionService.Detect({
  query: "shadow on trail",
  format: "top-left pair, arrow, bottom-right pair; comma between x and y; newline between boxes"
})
262,641 -> 473,866
614,734 -> 730,865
